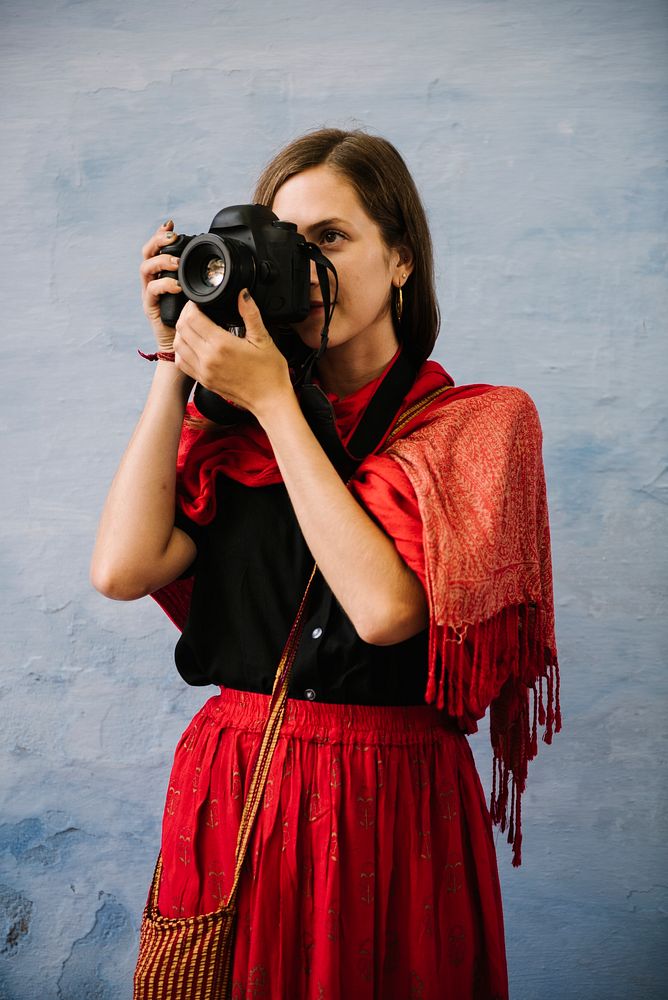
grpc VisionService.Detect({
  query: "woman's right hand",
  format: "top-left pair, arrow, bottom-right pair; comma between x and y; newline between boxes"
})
140,220 -> 183,350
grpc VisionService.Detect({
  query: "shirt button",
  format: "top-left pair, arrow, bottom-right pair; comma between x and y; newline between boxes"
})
305,688 -> 317,701
311,627 -> 323,639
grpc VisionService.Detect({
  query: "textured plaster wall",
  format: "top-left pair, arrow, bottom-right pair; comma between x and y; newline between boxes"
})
1,0 -> 666,997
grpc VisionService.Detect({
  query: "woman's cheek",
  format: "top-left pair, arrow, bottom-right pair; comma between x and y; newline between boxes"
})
292,318 -> 325,350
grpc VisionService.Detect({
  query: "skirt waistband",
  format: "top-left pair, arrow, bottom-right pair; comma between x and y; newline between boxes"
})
199,686 -> 462,745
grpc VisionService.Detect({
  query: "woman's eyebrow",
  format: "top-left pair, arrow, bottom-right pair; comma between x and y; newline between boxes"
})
301,217 -> 351,235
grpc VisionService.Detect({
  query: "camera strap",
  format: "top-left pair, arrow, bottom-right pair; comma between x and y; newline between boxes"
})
306,242 -> 338,363
298,348 -> 419,480
290,243 -> 421,478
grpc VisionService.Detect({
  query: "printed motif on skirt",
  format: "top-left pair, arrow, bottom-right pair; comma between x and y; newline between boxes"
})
154,688 -> 509,1000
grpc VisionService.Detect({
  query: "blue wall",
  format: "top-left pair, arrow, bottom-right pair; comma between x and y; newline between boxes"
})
1,1 -> 666,996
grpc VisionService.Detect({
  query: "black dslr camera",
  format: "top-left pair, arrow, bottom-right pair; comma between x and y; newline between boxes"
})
158,204 -> 328,330
156,204 -> 336,423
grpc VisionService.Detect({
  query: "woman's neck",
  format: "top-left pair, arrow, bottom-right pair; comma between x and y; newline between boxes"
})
316,331 -> 401,399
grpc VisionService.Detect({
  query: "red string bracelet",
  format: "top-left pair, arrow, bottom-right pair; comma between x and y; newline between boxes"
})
138,349 -> 176,362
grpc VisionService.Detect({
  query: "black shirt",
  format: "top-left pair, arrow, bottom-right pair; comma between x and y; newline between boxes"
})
174,474 -> 429,705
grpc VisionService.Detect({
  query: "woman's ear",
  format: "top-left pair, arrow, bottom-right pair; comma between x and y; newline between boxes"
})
391,243 -> 415,284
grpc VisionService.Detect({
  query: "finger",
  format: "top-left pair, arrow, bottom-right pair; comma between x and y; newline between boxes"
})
173,350 -> 197,381
142,227 -> 179,260
140,253 -> 181,281
177,302 -> 225,347
173,329 -> 199,370
237,289 -> 267,341
145,275 -> 182,301
175,307 -> 208,351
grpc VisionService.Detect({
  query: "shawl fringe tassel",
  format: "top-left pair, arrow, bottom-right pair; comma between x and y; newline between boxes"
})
426,602 -> 561,866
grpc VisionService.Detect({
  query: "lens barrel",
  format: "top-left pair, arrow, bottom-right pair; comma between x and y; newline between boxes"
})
178,234 -> 256,324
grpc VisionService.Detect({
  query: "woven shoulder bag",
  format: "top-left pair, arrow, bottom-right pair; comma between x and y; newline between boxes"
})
133,567 -> 316,1000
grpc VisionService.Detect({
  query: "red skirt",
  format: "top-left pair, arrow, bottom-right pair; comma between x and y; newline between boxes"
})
153,687 -> 509,999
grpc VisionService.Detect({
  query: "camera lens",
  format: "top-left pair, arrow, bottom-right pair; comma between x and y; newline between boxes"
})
178,232 -> 256,326
204,257 -> 226,288
180,238 -> 234,298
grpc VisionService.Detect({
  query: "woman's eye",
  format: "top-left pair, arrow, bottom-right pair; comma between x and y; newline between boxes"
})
320,230 -> 345,246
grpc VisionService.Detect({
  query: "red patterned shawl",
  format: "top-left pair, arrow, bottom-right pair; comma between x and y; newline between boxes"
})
384,386 -> 560,865
152,369 -> 560,866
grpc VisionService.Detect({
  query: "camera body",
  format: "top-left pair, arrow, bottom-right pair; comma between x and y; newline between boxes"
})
159,204 -> 312,330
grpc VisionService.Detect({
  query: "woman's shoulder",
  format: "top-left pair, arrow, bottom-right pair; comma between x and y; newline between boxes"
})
427,382 -> 539,417
388,382 -> 541,454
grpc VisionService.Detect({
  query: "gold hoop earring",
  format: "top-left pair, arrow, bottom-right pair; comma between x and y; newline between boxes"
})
395,274 -> 407,323
396,285 -> 403,323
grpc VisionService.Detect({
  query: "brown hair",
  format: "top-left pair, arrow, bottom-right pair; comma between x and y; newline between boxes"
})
253,128 -> 440,365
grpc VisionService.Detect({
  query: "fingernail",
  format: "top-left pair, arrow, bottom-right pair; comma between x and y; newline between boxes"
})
242,289 -> 250,301
163,219 -> 173,228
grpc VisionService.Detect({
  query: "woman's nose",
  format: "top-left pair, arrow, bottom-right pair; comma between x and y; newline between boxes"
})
309,259 -> 319,286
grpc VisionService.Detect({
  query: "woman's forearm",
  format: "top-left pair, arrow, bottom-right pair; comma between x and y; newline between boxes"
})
90,362 -> 195,599
257,391 -> 428,645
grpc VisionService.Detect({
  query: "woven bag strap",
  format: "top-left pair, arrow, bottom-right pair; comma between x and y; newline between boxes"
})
223,563 -> 318,909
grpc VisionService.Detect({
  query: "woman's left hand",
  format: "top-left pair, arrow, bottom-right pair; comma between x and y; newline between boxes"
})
173,290 -> 293,420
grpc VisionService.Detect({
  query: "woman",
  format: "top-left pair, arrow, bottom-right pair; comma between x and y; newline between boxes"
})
91,128 -> 559,999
